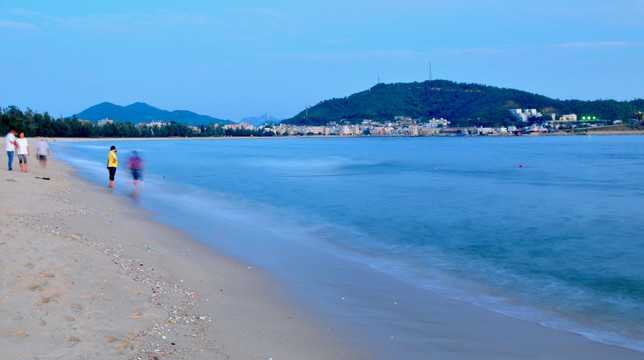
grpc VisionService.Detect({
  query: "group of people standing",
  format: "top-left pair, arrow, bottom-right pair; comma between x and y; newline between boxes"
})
5,127 -> 50,172
107,145 -> 144,194
5,129 -> 143,195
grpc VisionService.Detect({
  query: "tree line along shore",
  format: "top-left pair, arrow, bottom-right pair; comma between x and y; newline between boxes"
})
3,104 -> 643,139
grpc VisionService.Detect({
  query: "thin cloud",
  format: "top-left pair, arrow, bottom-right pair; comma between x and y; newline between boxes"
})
436,41 -> 643,56
216,6 -> 303,34
5,7 -> 42,17
437,47 -> 509,55
55,12 -> 208,31
221,7 -> 298,22
529,2 -> 644,24
326,38 -> 358,44
550,41 -> 644,49
254,49 -> 421,63
42,8 -> 299,39
0,20 -> 37,30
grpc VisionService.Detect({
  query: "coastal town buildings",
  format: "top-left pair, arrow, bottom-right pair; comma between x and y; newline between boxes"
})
252,110 -> 621,137
89,108 -> 625,137
261,117 -> 521,136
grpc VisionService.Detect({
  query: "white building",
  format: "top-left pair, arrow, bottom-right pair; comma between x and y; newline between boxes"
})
475,127 -> 495,135
147,121 -> 169,127
509,109 -> 542,122
427,118 -> 450,128
559,114 -> 577,122
97,118 -> 113,126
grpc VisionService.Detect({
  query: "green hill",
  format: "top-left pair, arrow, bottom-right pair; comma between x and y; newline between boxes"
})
75,102 -> 233,126
282,80 -> 644,127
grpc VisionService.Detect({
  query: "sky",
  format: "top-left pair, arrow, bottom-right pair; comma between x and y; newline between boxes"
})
1,1 -> 643,122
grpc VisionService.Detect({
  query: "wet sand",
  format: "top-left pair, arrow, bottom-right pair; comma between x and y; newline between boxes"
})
2,138 -> 644,359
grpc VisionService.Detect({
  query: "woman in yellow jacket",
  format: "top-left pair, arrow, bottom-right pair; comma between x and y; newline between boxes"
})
107,145 -> 118,188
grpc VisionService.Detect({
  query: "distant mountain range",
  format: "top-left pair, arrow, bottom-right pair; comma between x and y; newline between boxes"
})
240,113 -> 281,127
282,80 -> 644,127
73,81 -> 644,129
74,102 -> 234,126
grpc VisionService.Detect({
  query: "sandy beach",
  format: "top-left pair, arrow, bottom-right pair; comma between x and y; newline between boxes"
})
2,138 -> 644,360
0,143 -> 362,360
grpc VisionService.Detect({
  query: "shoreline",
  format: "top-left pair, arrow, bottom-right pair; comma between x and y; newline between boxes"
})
0,142 -> 364,359
3,139 -> 644,359
34,128 -> 644,144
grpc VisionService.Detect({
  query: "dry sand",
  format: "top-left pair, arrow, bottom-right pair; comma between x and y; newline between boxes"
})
2,138 -> 644,360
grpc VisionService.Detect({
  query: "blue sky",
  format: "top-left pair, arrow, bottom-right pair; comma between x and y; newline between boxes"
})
1,1 -> 643,122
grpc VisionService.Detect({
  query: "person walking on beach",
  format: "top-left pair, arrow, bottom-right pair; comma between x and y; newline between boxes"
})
107,145 -> 118,188
16,132 -> 29,172
5,127 -> 18,171
36,137 -> 50,168
128,150 -> 144,194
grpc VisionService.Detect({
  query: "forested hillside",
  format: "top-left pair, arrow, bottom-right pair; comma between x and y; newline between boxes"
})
0,106 -> 270,138
75,102 -> 233,126
283,80 -> 644,127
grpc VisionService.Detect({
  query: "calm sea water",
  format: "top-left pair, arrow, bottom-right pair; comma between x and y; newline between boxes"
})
54,136 -> 644,355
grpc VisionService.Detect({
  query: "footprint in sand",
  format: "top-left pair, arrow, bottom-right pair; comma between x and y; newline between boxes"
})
67,303 -> 84,312
64,335 -> 81,348
103,336 -> 118,343
37,294 -> 59,305
37,296 -> 52,304
26,282 -> 43,291
7,311 -> 23,320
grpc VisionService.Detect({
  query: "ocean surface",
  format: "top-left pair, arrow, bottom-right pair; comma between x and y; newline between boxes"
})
53,135 -> 644,356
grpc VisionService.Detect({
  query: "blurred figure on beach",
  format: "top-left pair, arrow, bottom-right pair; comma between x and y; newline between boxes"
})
107,145 -> 117,188
36,137 -> 50,168
16,132 -> 29,173
128,150 -> 144,195
5,127 -> 18,171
